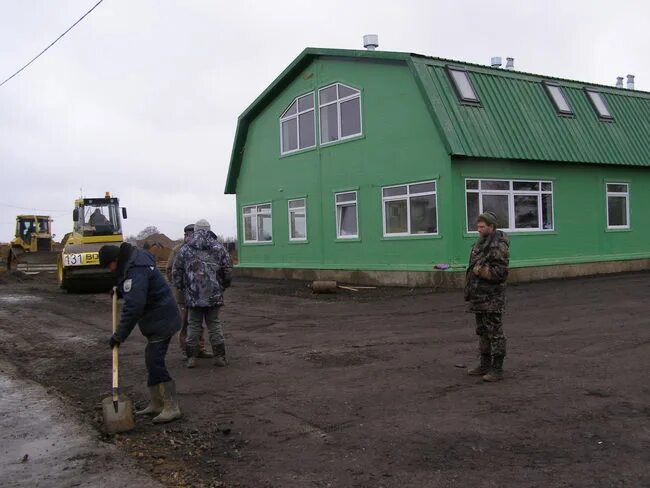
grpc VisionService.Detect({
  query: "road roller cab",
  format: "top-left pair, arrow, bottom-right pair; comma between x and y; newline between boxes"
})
57,193 -> 128,291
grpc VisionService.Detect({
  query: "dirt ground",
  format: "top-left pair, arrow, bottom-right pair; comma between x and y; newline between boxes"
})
0,271 -> 648,487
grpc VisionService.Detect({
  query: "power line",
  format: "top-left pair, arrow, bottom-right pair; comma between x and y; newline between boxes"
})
0,202 -> 68,213
0,0 -> 104,88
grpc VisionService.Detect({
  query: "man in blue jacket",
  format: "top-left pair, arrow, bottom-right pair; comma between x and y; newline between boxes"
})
99,242 -> 182,423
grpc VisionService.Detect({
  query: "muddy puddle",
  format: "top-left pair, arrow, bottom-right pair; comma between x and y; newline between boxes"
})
0,364 -> 160,488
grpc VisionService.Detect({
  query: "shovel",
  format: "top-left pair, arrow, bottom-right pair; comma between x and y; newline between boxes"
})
102,286 -> 135,433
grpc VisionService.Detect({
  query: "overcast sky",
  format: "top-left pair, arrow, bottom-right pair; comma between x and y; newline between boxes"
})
1,0 -> 648,241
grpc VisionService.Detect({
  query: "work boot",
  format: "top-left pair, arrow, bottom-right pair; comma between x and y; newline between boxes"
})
136,384 -> 164,416
483,356 -> 505,382
212,343 -> 228,367
197,337 -> 214,358
152,381 -> 182,424
186,346 -> 197,368
467,354 -> 491,376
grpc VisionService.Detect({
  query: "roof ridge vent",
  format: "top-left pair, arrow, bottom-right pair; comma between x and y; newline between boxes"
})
491,56 -> 502,68
616,76 -> 624,89
505,57 -> 515,70
627,74 -> 635,90
363,34 -> 379,51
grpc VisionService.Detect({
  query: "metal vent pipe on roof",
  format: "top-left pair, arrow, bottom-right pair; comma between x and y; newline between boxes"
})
616,77 -> 624,89
363,34 -> 379,51
627,74 -> 635,90
491,56 -> 502,68
505,57 -> 515,70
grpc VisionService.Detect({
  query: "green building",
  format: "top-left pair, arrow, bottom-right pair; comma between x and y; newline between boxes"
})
225,48 -> 650,286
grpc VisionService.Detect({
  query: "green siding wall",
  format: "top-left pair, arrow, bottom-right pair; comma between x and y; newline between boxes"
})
236,57 -> 451,270
450,159 -> 650,269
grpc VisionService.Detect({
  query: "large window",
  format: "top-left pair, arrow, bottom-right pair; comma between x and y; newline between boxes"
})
465,179 -> 554,232
319,83 -> 362,144
288,198 -> 307,241
335,191 -> 358,239
242,204 -> 273,243
382,181 -> 438,236
280,93 -> 315,154
606,183 -> 629,229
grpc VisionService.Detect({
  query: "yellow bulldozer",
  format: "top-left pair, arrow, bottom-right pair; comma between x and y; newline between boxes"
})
57,193 -> 128,291
6,215 -> 58,272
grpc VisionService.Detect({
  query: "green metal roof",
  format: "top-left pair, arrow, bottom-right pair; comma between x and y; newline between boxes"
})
225,48 -> 650,194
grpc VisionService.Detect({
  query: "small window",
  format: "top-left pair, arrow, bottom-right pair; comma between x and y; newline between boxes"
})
242,204 -> 273,243
335,191 -> 358,239
586,90 -> 613,120
382,181 -> 438,236
447,67 -> 479,103
288,198 -> 307,241
319,83 -> 362,144
465,179 -> 554,232
544,82 -> 573,115
280,93 -> 316,154
606,183 -> 629,229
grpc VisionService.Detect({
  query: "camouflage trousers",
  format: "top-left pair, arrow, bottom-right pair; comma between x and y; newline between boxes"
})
475,313 -> 507,357
187,306 -> 224,348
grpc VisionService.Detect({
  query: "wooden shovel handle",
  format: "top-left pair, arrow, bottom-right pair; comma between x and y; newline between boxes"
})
112,286 -> 119,403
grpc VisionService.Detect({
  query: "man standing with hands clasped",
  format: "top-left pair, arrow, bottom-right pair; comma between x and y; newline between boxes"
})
464,211 -> 510,382
173,219 -> 233,368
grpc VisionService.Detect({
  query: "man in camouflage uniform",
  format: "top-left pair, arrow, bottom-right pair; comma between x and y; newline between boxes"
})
464,211 -> 510,382
172,219 -> 233,368
166,224 -> 211,359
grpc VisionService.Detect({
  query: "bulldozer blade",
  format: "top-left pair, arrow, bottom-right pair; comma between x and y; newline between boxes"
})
11,250 -> 59,274
102,395 -> 135,433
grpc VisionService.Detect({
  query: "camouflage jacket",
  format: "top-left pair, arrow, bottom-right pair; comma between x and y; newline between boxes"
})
171,230 -> 233,308
464,230 -> 510,313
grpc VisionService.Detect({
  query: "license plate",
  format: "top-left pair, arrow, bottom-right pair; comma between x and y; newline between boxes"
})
63,252 -> 100,267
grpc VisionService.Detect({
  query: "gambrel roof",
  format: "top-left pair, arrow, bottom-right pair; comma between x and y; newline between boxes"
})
225,48 -> 650,194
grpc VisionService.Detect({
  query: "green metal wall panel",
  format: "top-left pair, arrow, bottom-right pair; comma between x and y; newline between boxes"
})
450,159 -> 650,269
236,57 -> 452,271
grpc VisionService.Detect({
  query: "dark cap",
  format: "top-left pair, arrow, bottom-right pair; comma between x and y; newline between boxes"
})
477,211 -> 498,227
98,245 -> 120,268
183,224 -> 195,234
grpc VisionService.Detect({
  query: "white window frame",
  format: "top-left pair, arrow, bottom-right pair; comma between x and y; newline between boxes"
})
382,180 -> 438,237
319,83 -> 362,145
288,198 -> 307,241
280,92 -> 316,155
465,179 -> 555,233
242,203 -> 273,243
335,191 -> 359,239
606,183 -> 630,230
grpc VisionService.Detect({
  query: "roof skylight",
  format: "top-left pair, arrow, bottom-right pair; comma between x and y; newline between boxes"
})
544,82 -> 573,115
447,67 -> 479,104
586,90 -> 613,120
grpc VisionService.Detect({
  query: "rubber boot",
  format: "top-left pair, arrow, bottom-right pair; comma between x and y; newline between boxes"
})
212,343 -> 228,367
136,384 -> 164,416
483,356 -> 504,382
186,346 -> 197,368
197,335 -> 214,358
152,381 -> 182,424
467,354 -> 491,376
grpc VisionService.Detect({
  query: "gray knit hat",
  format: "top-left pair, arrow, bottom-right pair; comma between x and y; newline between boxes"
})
194,219 -> 210,232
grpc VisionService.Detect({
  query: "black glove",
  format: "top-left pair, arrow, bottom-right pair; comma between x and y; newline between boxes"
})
108,334 -> 121,349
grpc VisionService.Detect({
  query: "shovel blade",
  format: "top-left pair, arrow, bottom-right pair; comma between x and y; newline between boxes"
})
102,395 -> 135,433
